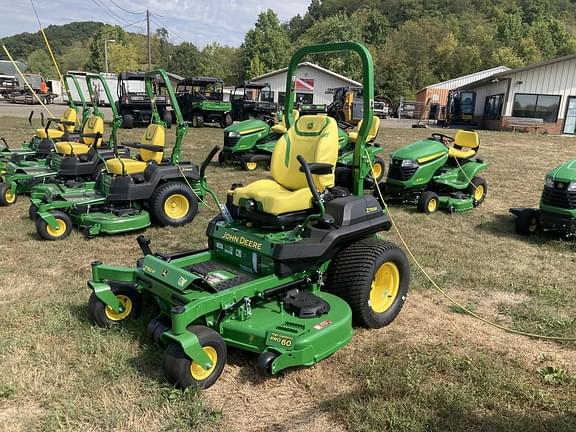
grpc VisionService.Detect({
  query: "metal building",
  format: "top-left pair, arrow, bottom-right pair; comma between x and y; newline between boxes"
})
249,62 -> 362,106
455,55 -> 576,134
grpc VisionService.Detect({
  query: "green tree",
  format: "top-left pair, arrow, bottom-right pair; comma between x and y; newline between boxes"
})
166,42 -> 201,77
107,43 -> 139,73
86,25 -> 129,72
26,49 -> 57,78
242,10 -> 291,76
199,43 -> 243,84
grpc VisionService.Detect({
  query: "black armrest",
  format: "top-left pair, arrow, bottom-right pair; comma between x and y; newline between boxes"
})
122,142 -> 164,152
299,162 -> 333,175
80,132 -> 102,139
48,117 -> 75,126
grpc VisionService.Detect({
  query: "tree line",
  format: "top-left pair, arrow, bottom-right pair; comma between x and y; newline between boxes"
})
2,0 -> 576,102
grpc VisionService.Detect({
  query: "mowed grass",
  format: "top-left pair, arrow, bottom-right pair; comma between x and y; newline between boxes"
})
0,115 -> 575,431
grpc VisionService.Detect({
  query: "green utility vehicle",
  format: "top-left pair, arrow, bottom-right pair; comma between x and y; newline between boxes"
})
176,77 -> 232,128
230,81 -> 277,121
86,42 -> 410,390
510,160 -> 576,237
31,69 -> 212,240
380,131 -> 488,213
0,73 -> 129,207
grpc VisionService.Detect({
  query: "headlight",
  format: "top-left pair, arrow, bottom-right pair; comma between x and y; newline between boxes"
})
401,159 -> 419,168
227,131 -> 240,138
567,182 -> 576,191
545,177 -> 554,187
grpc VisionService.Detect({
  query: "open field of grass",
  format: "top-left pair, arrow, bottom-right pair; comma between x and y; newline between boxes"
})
0,116 -> 575,431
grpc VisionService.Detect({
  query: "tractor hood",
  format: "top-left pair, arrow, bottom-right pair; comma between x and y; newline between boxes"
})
225,118 -> 269,135
547,160 -> 576,182
391,138 -> 447,163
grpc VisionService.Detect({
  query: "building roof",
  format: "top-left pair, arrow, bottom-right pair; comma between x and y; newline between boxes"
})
250,62 -> 362,87
458,54 -> 576,90
417,66 -> 510,93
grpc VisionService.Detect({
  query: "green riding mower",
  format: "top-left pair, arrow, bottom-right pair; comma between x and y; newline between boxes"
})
0,73 -> 90,171
0,73 -> 128,207
86,42 -> 410,390
176,77 -> 233,128
378,130 -> 488,214
31,69 -> 212,240
510,160 -> 576,237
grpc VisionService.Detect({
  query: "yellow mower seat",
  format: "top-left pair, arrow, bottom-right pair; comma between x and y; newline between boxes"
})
232,115 -> 339,215
270,110 -> 300,135
347,116 -> 380,143
448,130 -> 479,159
35,107 -> 78,139
105,124 -> 165,175
54,116 -> 105,156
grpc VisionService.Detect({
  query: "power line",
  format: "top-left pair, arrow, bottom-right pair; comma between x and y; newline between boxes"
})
151,16 -> 187,43
92,0 -> 132,26
98,17 -> 148,36
108,0 -> 144,15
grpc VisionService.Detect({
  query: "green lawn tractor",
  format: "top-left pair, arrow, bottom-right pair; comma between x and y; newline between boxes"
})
0,73 -> 128,207
510,160 -> 576,237
0,73 -> 89,171
86,42 -> 410,390
31,69 -> 212,240
176,77 -> 233,128
378,130 -> 488,214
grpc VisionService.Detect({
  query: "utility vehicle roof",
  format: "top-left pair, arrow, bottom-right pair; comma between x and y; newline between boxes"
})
237,81 -> 270,89
118,71 -> 145,81
179,77 -> 223,85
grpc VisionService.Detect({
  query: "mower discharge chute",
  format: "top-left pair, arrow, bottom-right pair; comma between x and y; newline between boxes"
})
379,130 -> 488,213
31,69 -> 212,240
87,42 -> 410,390
510,160 -> 576,237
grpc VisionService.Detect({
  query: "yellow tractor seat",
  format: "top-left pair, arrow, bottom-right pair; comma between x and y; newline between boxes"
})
54,116 -> 105,156
35,107 -> 78,139
105,124 -> 165,175
448,130 -> 479,159
270,110 -> 300,135
347,116 -> 380,143
232,115 -> 339,216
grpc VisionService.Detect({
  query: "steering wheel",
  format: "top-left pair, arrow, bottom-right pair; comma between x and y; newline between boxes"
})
431,133 -> 454,146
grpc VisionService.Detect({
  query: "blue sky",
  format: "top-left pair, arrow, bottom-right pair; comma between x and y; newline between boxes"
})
0,0 -> 310,47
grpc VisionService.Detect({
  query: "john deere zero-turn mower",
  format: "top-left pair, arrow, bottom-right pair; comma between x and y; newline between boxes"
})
31,69 -> 211,240
0,73 -> 89,169
379,130 -> 488,213
0,73 -> 128,207
86,42 -> 410,390
176,77 -> 233,128
510,160 -> 576,237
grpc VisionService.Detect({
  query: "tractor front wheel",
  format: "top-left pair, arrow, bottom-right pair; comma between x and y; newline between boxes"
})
370,156 -> 386,183
418,191 -> 440,214
36,211 -> 73,241
163,326 -> 227,389
192,114 -> 204,128
150,182 -> 199,226
88,284 -> 142,327
516,209 -> 540,235
0,183 -> 16,206
468,176 -> 488,206
326,238 -> 410,328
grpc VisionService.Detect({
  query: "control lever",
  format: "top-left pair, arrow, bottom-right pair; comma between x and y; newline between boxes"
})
137,235 -> 153,256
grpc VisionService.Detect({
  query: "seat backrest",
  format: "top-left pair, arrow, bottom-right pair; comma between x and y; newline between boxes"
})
80,116 -> 105,147
270,115 -> 339,192
349,116 -> 381,141
453,130 -> 479,149
59,108 -> 78,133
140,124 -> 165,163
281,109 -> 300,127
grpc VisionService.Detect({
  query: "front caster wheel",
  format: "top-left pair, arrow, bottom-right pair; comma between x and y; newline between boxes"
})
35,210 -> 73,240
326,238 -> 410,328
163,326 -> 227,389
468,176 -> 488,206
0,183 -> 16,206
88,284 -> 142,327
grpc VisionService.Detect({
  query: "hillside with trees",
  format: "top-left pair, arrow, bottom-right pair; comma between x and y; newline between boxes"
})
2,0 -> 576,101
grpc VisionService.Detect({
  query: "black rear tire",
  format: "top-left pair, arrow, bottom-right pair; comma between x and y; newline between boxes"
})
150,182 -> 199,226
36,210 -> 73,241
122,114 -> 134,129
192,114 -> 204,128
162,111 -> 172,129
417,191 -> 440,214
91,162 -> 104,181
325,238 -> 410,328
163,326 -> 227,389
29,203 -> 39,220
88,284 -> 142,328
516,209 -> 540,235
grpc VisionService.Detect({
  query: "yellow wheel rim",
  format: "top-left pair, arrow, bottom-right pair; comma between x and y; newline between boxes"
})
372,162 -> 383,179
369,262 -> 400,313
245,161 -> 257,171
473,184 -> 484,201
4,189 -> 15,204
46,218 -> 67,237
427,198 -> 438,213
190,346 -> 218,381
104,295 -> 133,321
164,194 -> 190,220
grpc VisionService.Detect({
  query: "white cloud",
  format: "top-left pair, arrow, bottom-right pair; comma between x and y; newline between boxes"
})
0,0 -> 310,47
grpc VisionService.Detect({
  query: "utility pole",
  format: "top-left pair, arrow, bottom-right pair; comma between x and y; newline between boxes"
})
147,9 -> 152,71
